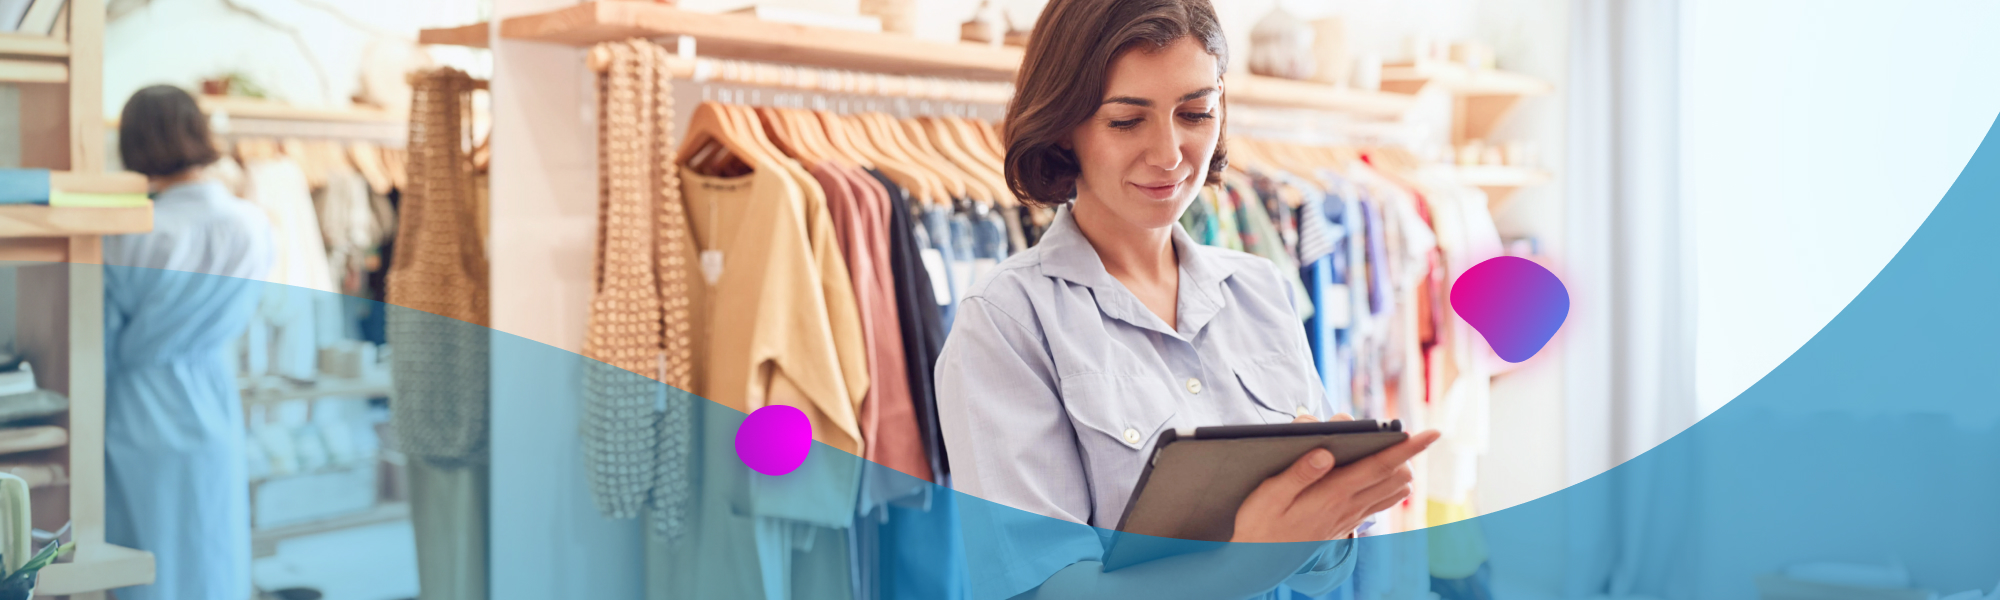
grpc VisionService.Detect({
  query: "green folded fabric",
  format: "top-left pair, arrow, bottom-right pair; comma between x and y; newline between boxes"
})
47,192 -> 150,208
0,390 -> 66,426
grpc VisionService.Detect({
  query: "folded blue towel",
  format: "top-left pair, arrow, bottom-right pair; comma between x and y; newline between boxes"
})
0,169 -> 51,204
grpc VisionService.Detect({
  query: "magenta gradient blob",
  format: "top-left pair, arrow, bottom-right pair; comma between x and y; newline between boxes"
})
1450,256 -> 1570,363
735,405 -> 814,476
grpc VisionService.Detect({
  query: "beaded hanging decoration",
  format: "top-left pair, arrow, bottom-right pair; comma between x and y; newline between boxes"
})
582,39 -> 669,521
387,67 -> 491,468
645,40 -> 699,543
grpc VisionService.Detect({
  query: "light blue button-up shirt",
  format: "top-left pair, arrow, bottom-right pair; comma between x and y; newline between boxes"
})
937,206 -> 1355,600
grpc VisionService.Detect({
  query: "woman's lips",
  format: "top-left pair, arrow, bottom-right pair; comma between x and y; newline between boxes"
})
1131,179 -> 1183,200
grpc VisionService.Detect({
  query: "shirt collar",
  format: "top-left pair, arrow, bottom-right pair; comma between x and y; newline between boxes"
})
1038,204 -> 1239,337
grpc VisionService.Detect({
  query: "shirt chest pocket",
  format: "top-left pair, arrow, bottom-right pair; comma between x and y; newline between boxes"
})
1058,374 -> 1179,516
1232,353 -> 1323,423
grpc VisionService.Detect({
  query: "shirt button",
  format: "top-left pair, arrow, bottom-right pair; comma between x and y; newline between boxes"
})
1297,405 -> 1313,417
1185,378 -> 1203,394
1123,428 -> 1141,445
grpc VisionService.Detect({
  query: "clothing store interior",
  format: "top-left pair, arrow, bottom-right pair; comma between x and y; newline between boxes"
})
0,0 -> 1974,599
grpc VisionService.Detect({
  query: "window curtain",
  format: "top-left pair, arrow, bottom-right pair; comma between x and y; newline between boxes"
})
1563,1 -> 1699,599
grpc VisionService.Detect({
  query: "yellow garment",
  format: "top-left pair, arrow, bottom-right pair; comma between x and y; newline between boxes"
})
774,156 -> 872,432
1426,498 -> 1489,579
682,166 -> 866,454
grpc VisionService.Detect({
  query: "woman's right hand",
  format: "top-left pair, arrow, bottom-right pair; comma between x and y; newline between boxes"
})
1227,428 -> 1441,544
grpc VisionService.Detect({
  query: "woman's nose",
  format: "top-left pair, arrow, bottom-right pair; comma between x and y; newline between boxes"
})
1141,122 -> 1183,172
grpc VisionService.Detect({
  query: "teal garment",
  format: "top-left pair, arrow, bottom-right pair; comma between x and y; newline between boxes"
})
1227,179 -> 1313,321
102,181 -> 274,600
650,400 -> 859,600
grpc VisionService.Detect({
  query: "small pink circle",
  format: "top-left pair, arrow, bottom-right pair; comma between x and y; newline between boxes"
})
735,405 -> 814,476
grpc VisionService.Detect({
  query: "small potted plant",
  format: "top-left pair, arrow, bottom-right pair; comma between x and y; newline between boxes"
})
0,473 -> 71,599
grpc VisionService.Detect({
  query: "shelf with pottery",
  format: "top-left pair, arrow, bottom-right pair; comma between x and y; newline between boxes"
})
500,1 -> 1023,80
1450,165 -> 1551,208
1381,60 -> 1552,144
419,22 -> 490,48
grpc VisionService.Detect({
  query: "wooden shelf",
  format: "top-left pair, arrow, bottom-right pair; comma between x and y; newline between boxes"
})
0,205 -> 153,239
499,1 -> 1022,80
420,22 -> 490,48
1451,165 -> 1551,208
1383,62 -> 1551,143
0,58 -> 65,83
251,501 -> 409,558
0,33 -> 68,57
1226,75 -> 1414,120
240,374 -> 393,405
36,542 -> 155,596
200,96 -> 405,124
1380,61 -> 1552,96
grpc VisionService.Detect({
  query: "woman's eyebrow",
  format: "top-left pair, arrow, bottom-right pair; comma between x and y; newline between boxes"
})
1101,87 -> 1220,108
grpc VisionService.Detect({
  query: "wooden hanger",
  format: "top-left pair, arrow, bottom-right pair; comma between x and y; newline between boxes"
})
810,109 -> 873,169
382,147 -> 408,190
347,142 -> 392,195
792,108 -> 848,168
846,113 -> 946,204
901,117 -> 991,204
920,117 -> 1011,207
756,106 -> 819,164
949,117 -> 1012,200
973,120 -> 1005,158
677,101 -> 764,176
868,112 -> 964,200
823,111 -> 939,204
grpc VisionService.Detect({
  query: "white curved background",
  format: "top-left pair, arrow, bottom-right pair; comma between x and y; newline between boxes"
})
1688,0 -> 2000,418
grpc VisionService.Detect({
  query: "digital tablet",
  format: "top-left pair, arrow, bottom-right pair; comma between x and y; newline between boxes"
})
1102,419 -> 1406,571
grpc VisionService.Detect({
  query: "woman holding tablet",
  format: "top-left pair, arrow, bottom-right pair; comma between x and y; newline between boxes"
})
934,0 -> 1440,597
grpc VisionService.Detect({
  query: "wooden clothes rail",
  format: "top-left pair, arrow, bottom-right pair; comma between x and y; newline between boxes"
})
585,47 -> 1014,105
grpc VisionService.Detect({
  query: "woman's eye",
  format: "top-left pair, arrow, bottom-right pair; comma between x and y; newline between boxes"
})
1179,111 -> 1216,123
1108,118 -> 1142,130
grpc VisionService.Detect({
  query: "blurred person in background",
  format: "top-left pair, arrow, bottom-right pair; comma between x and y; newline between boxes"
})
102,84 -> 273,600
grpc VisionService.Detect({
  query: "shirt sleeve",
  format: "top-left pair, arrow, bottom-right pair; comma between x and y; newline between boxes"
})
935,296 -> 1105,600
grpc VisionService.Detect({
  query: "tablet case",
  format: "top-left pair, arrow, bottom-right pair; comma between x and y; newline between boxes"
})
1103,420 -> 1406,571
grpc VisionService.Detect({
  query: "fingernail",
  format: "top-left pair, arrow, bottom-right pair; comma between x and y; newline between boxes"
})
1309,450 -> 1332,469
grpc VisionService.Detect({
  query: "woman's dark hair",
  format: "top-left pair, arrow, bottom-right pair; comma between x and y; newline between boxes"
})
1004,0 -> 1229,207
119,85 -> 220,178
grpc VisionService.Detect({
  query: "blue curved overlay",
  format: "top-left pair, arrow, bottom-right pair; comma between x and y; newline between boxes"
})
44,116 -> 2000,599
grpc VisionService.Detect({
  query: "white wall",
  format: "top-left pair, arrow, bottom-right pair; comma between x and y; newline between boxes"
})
103,0 -> 488,117
1684,0 -> 2000,420
486,2 -> 645,597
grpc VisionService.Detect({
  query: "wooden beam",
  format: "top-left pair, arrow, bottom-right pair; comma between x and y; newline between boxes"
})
500,1 -> 1022,80
0,237 -> 69,263
68,0 -> 105,172
0,33 -> 69,58
0,58 -> 65,83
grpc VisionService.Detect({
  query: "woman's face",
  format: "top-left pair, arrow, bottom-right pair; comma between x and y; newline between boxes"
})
1068,36 -> 1222,230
